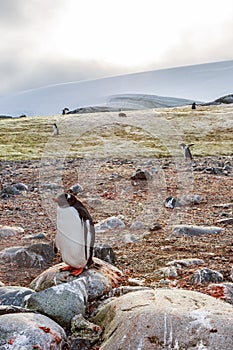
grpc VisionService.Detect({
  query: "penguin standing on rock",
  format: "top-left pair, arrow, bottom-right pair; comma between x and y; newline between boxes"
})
180,143 -> 194,162
54,192 -> 95,276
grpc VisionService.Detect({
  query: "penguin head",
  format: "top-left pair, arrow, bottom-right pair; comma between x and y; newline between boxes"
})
180,143 -> 186,148
56,192 -> 77,208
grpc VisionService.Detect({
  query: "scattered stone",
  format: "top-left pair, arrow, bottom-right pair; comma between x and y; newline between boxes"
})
0,312 -> 67,349
109,173 -> 122,180
70,338 -> 93,350
41,182 -> 60,190
172,225 -> 223,236
122,233 -> 139,243
167,258 -> 205,268
93,289 -> 233,350
14,182 -> 28,191
207,283 -> 233,304
149,222 -> 162,231
118,112 -> 127,117
87,197 -> 102,207
71,314 -> 102,343
158,266 -> 178,279
23,232 -> 47,240
128,278 -> 145,286
94,243 -> 116,265
130,221 -> 145,230
0,225 -> 24,238
179,194 -> 202,205
131,169 -> 152,181
69,183 -> 83,194
216,217 -> 233,225
0,243 -> 55,268
95,216 -> 125,232
2,185 -> 20,195
191,268 -> 223,285
26,278 -> 87,328
0,286 -> 34,307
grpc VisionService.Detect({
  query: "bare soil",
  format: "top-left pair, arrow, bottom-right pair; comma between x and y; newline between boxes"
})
0,156 -> 232,296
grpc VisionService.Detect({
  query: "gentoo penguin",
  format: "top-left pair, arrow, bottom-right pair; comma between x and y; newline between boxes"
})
54,192 -> 95,276
191,102 -> 196,110
180,143 -> 194,161
53,123 -> 59,135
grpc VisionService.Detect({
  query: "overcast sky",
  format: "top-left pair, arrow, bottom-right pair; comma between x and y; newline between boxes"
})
1,0 -> 233,96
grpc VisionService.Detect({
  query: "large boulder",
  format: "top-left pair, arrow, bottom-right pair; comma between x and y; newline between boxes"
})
30,258 -> 124,299
26,278 -> 87,329
93,288 -> 233,350
0,243 -> 55,268
0,312 -> 67,349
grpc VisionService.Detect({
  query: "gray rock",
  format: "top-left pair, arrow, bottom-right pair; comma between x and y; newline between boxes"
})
94,243 -> 116,265
70,183 -> 83,194
14,182 -> 28,191
216,217 -> 233,225
70,338 -> 93,350
23,232 -> 47,240
93,289 -> 233,350
131,169 -> 152,181
2,185 -> 20,195
95,216 -> 125,232
26,278 -> 87,328
0,286 -> 34,307
159,266 -> 178,279
0,305 -> 33,315
179,194 -> 202,205
0,312 -> 67,349
29,258 -> 124,300
149,222 -> 162,231
0,243 -> 55,268
167,258 -> 205,268
122,233 -> 139,243
71,314 -> 102,342
172,225 -> 223,236
191,268 -> 224,285
130,221 -> 145,230
0,225 -> 24,238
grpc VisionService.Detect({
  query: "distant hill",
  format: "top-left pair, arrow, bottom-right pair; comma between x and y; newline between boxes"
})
67,94 -> 197,114
0,60 -> 232,116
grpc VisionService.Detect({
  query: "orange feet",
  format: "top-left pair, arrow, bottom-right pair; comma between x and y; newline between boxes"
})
60,265 -> 83,276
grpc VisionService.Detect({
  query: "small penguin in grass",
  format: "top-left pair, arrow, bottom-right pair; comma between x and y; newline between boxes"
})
54,192 -> 95,276
53,123 -> 59,135
180,143 -> 194,162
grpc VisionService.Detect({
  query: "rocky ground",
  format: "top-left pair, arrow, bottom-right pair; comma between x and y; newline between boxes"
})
0,155 -> 232,297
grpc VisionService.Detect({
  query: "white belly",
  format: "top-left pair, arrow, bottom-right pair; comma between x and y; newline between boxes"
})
56,206 -> 92,268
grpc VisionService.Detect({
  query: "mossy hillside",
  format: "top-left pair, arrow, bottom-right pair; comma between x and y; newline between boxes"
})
0,104 -> 232,161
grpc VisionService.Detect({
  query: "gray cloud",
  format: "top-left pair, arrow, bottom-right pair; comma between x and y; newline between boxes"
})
0,56 -> 124,96
0,0 -> 233,96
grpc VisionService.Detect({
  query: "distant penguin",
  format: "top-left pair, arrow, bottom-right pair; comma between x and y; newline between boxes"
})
54,192 -> 95,276
62,108 -> 69,115
53,123 -> 59,135
180,143 -> 194,161
192,102 -> 196,110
